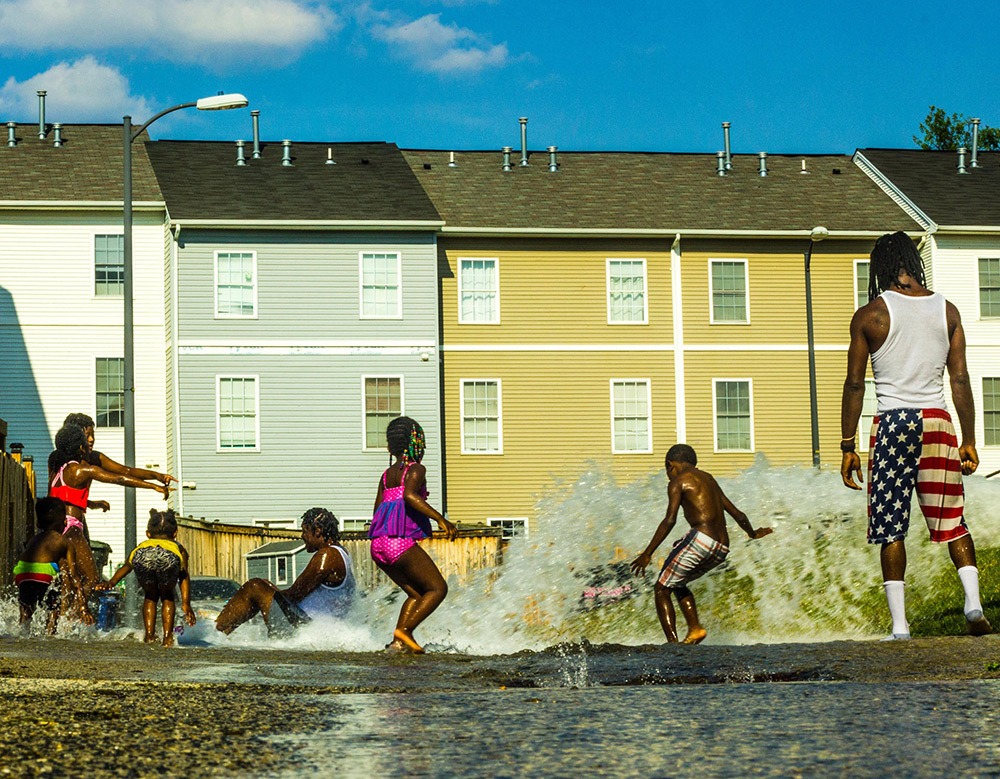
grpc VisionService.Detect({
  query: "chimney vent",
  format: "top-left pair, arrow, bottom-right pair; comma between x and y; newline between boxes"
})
716,151 -> 726,176
957,147 -> 968,174
448,151 -> 457,168
326,147 -> 335,165
251,110 -> 261,159
722,122 -> 732,170
37,91 -> 46,139
6,122 -> 16,147
519,117 -> 529,166
548,146 -> 558,172
501,146 -> 512,172
235,140 -> 246,166
52,123 -> 63,147
970,118 -> 981,168
758,151 -> 767,177
800,159 -> 809,174
281,140 -> 292,166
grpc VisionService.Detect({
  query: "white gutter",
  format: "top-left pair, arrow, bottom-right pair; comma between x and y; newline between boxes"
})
170,219 -> 445,230
0,200 -> 164,210
439,226 -> 916,238
852,152 -> 934,231
933,225 -> 1000,234
169,219 -> 183,516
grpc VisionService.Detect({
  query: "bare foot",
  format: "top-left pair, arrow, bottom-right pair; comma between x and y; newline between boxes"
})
162,633 -> 175,648
393,628 -> 425,654
682,627 -> 707,645
385,638 -> 407,652
143,633 -> 157,644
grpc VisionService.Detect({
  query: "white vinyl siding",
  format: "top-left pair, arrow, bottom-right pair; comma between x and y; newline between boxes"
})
217,376 -> 259,451
94,234 -> 124,297
713,379 -> 754,452
359,251 -> 402,319
461,379 -> 502,453
979,258 -> 1000,318
363,376 -> 403,450
859,379 -> 877,452
215,251 -> 257,318
95,357 -> 124,428
458,258 -> 499,324
984,378 -> 1000,446
610,379 -> 652,453
709,259 -> 749,323
606,259 -> 648,324
854,259 -> 870,309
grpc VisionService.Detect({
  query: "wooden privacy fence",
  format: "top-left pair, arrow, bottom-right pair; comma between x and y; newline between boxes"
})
0,419 -> 38,592
176,516 -> 504,591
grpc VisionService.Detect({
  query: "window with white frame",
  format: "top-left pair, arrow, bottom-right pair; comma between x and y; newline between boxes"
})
218,376 -> 259,450
364,377 -> 402,449
854,260 -> 870,309
95,358 -> 124,428
858,380 -> 878,451
461,380 -> 502,453
275,556 -> 289,585
339,518 -> 371,533
979,258 -> 1000,318
607,259 -> 647,324
710,260 -> 749,323
215,251 -> 257,317
458,258 -> 499,323
984,378 -> 1000,446
360,251 -> 402,318
713,379 -> 753,451
611,380 -> 652,453
487,518 -> 528,539
94,234 -> 124,297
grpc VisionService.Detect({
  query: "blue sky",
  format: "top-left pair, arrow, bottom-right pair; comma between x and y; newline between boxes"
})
0,0 -> 997,154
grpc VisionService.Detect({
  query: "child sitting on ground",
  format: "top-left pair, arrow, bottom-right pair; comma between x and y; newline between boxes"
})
13,497 -> 93,632
97,508 -> 195,646
630,444 -> 773,644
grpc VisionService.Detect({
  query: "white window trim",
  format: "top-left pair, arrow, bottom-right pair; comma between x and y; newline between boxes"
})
457,257 -> 501,325
93,231 -> 124,299
339,517 -> 372,533
853,259 -> 870,310
708,258 -> 751,325
983,376 -> 1000,448
712,378 -> 755,453
606,258 -> 649,325
216,374 -> 261,453
858,378 -> 877,452
213,250 -> 259,320
94,356 -> 125,430
361,374 -> 405,452
609,378 -> 654,454
977,256 -> 1000,321
486,517 -> 530,538
358,250 -> 403,320
460,378 -> 503,455
275,556 -> 289,585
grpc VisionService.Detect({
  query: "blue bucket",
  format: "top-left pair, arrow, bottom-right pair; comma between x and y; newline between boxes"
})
96,591 -> 119,631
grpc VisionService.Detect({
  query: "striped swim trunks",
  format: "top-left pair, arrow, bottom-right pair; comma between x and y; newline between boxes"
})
657,529 -> 729,588
866,407 -> 969,545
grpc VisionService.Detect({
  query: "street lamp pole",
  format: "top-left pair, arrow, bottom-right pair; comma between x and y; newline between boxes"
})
804,226 -> 829,468
121,94 -> 247,622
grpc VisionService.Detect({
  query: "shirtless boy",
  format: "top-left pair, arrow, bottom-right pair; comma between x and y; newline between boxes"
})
631,444 -> 773,644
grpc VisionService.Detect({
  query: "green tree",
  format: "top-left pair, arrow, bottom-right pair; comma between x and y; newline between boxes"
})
914,106 -> 1000,151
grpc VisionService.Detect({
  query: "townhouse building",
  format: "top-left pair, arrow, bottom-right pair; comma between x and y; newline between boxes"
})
404,148 -> 918,532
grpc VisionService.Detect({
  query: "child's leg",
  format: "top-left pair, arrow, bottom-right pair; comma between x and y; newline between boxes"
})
140,581 -> 160,643
653,582 -> 679,643
379,546 -> 448,653
674,586 -> 707,644
159,580 -> 178,647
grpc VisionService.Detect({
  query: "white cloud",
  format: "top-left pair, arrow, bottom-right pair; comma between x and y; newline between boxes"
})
0,0 -> 337,63
0,57 -> 153,121
372,13 -> 509,74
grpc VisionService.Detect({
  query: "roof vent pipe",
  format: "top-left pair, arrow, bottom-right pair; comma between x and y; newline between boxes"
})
957,147 -> 968,174
970,118 -> 981,168
502,146 -> 512,172
448,151 -> 457,168
722,122 -> 732,170
758,151 -> 767,177
800,159 -> 809,174
250,110 -> 261,159
519,117 -> 529,166
235,139 -> 246,166
281,139 -> 292,166
52,123 -> 62,147
716,151 -> 726,176
548,146 -> 558,172
6,122 -> 16,147
37,91 -> 46,138
326,147 -> 335,165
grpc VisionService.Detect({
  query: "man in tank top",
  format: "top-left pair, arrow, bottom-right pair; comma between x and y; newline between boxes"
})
840,231 -> 990,640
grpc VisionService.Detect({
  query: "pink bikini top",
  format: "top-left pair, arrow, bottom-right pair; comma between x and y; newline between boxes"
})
50,462 -> 90,509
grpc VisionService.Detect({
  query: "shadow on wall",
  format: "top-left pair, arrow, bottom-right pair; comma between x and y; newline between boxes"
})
0,284 -> 52,467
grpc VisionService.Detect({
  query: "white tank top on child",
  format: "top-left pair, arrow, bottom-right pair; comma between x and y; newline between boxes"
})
297,546 -> 355,620
870,291 -> 950,414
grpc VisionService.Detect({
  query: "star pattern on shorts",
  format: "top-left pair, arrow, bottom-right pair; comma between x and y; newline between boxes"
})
869,408 -> 923,543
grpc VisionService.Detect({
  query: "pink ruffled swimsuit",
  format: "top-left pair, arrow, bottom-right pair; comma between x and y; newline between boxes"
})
369,464 -> 432,566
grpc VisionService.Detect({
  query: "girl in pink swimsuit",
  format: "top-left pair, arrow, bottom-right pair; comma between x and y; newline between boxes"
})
370,417 -> 457,653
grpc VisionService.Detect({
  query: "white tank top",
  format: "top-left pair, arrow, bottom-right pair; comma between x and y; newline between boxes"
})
870,291 -> 950,413
297,546 -> 355,620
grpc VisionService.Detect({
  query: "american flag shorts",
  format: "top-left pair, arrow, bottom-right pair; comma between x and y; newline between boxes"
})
657,529 -> 729,588
867,407 -> 969,545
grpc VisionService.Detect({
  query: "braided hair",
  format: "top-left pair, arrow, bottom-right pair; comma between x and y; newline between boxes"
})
386,416 -> 425,466
301,507 -> 340,544
868,231 -> 927,302
147,508 -> 178,538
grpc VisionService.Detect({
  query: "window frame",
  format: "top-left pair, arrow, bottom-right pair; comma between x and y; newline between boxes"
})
853,259 -> 870,310
361,375 -> 405,452
606,258 -> 649,325
460,378 -> 503,455
984,377 -> 1000,447
358,250 -> 403,320
977,257 -> 1000,320
486,517 -> 530,539
711,378 -> 755,453
609,378 -> 654,454
457,257 -> 501,325
708,258 -> 751,325
215,375 -> 261,453
93,232 -> 125,298
213,250 -> 259,320
275,555 -> 289,585
858,379 -> 877,452
94,356 -> 125,429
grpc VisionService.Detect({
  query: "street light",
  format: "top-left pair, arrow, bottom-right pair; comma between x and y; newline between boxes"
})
122,93 -> 247,621
804,225 -> 829,468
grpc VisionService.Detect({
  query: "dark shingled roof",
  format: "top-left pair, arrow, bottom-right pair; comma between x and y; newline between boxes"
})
0,124 -> 161,202
246,540 -> 304,557
146,141 -> 440,222
858,148 -> 1000,227
403,149 -> 918,233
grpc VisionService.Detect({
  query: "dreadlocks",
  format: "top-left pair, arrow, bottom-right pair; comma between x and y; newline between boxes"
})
868,231 -> 927,302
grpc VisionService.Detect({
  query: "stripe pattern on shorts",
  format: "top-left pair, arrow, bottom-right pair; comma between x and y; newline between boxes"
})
657,529 -> 729,588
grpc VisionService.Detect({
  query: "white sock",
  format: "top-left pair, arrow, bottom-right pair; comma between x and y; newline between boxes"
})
957,566 -> 983,616
883,580 -> 908,635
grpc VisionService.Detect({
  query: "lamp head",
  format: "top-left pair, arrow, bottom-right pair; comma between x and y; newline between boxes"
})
810,226 -> 829,242
196,93 -> 249,111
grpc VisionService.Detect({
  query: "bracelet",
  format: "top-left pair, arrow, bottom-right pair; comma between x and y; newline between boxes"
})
841,435 -> 856,443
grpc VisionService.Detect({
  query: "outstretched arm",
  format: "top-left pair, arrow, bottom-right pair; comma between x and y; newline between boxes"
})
721,491 -> 772,539
74,462 -> 172,500
841,308 -> 869,489
946,302 -> 978,475
630,479 -> 683,576
96,560 -> 132,590
96,452 -> 176,486
282,547 -> 346,603
403,464 -> 458,540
